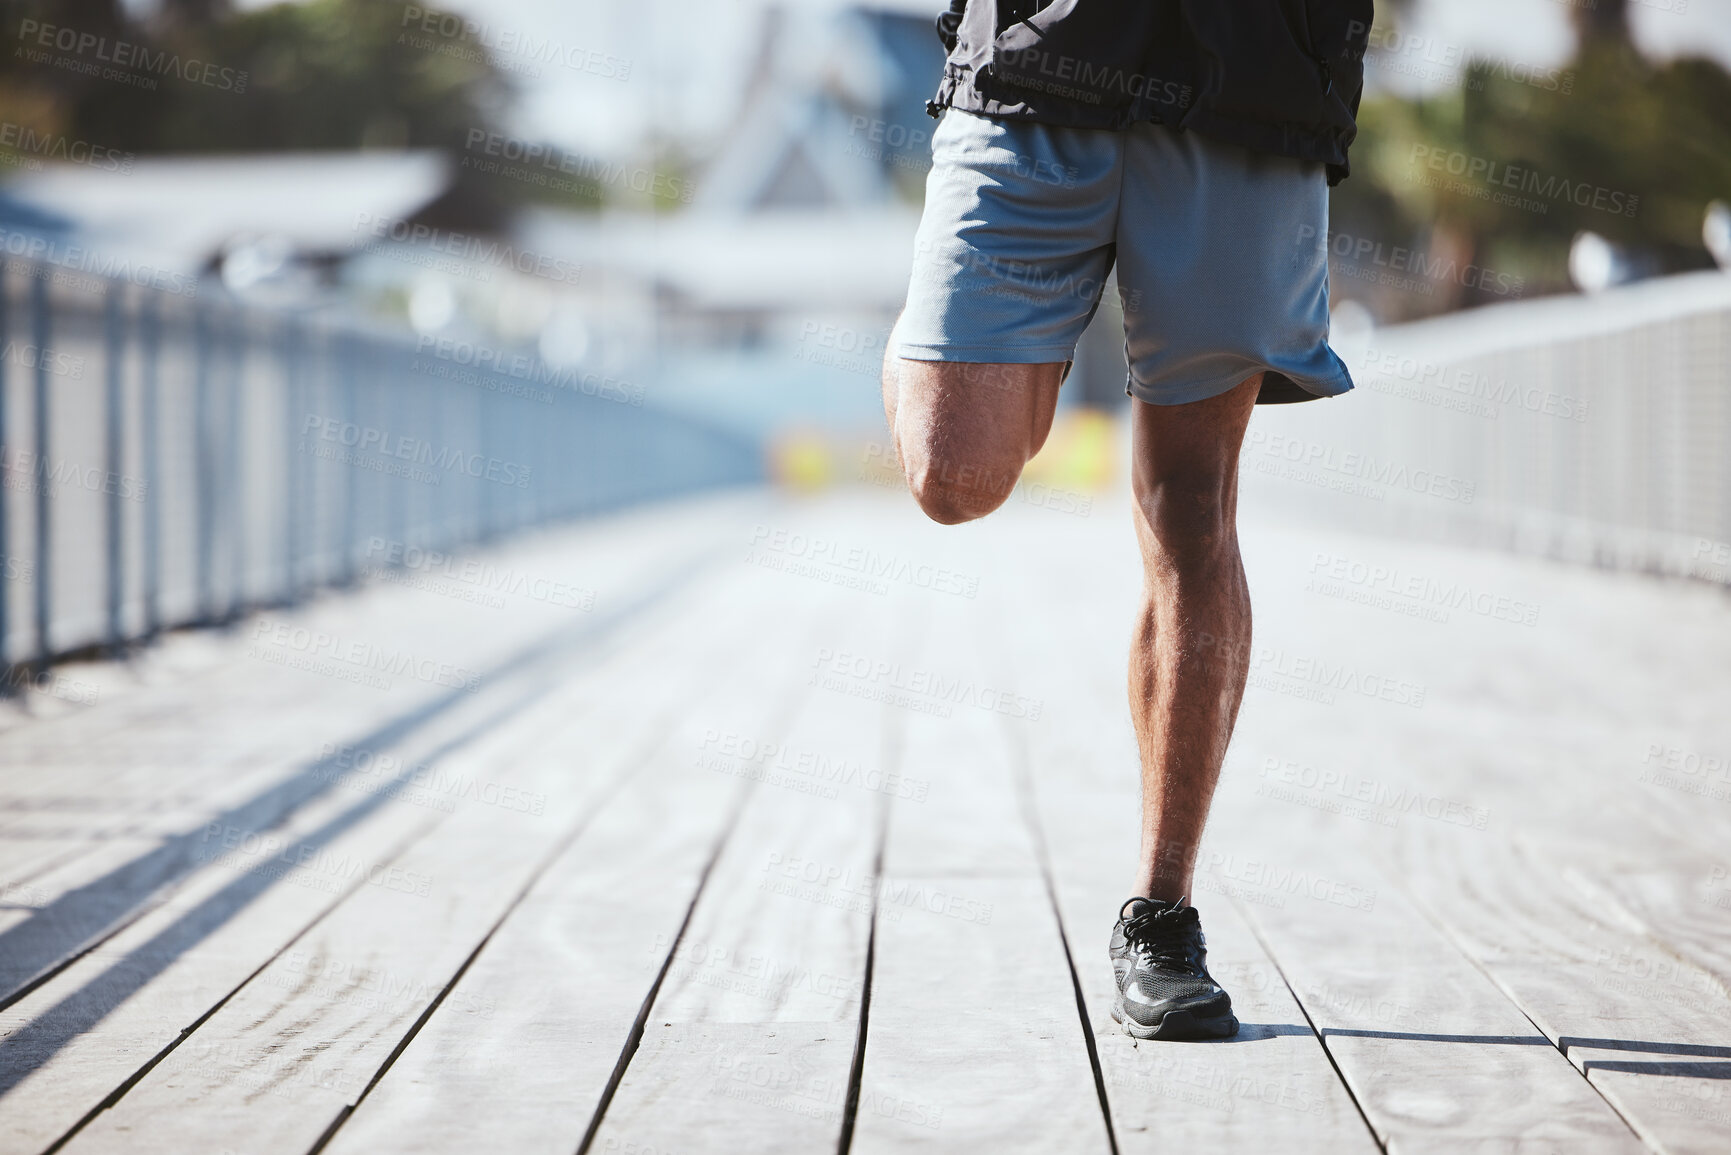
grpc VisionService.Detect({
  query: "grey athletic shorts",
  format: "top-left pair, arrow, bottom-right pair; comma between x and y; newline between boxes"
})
896,108 -> 1354,406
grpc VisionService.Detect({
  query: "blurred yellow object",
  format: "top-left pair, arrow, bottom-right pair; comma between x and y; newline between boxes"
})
772,409 -> 1119,496
1022,408 -> 1119,493
769,431 -> 835,492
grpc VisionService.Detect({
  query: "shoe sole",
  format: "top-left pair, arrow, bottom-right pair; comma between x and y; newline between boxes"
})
1112,994 -> 1239,1041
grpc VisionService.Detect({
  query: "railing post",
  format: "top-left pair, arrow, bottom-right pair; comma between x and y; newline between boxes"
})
338,331 -> 357,585
0,255 -> 9,669
140,292 -> 161,637
104,280 -> 124,650
283,313 -> 299,602
385,343 -> 404,549
227,308 -> 245,617
193,301 -> 214,621
31,268 -> 51,664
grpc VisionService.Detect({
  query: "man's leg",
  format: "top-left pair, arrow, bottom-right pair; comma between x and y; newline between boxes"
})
1126,372 -> 1262,901
881,348 -> 1065,524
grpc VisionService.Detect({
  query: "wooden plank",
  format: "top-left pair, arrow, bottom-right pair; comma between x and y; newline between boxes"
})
0,834 -> 99,890
1021,770 -> 1379,1151
1208,786 -> 1645,1153
0,836 -> 166,942
849,572 -> 1111,1154
852,869 -> 1106,1152
0,580 -> 736,1152
0,808 -> 438,1153
1223,508 -> 1731,1151
589,597 -> 889,1152
1204,539 -> 1653,1150
0,489 -> 753,870
1329,728 -> 1731,1155
1387,818 -> 1731,1155
0,522 -> 726,1007
323,569 -> 839,1155
981,504 -> 1378,1152
48,731 -> 649,1152
50,566 -> 814,1154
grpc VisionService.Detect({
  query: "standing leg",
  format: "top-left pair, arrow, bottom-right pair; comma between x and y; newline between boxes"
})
1126,372 -> 1262,901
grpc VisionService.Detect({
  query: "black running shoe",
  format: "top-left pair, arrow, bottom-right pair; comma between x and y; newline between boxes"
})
1109,897 -> 1238,1040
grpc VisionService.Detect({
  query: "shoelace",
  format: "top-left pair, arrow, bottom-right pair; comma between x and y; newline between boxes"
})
1119,899 -> 1204,975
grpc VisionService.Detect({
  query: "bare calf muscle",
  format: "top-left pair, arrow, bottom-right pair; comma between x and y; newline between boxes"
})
1126,374 -> 1262,902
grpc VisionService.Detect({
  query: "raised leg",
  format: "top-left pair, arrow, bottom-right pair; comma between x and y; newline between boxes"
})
881,344 -> 1065,525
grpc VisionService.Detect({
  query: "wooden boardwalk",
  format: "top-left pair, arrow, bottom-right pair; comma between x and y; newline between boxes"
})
1,484 -> 1728,1154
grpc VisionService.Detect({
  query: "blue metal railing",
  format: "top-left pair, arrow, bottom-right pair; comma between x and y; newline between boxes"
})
0,255 -> 761,675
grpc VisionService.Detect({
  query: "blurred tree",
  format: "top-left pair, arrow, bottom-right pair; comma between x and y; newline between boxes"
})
0,0 -> 510,153
1333,2 -> 1731,315
0,0 -> 671,220
1571,0 -> 1630,45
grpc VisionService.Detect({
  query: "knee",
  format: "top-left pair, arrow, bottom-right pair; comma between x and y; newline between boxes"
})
906,454 -> 1022,525
1134,477 -> 1235,575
